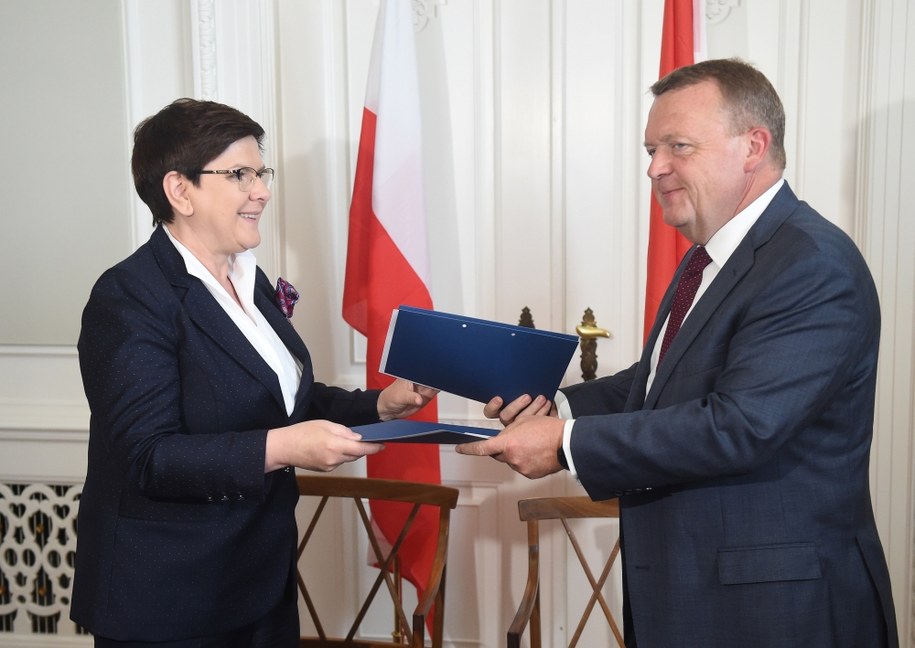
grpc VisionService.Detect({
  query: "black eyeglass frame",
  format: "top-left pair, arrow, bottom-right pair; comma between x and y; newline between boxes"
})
197,167 -> 275,190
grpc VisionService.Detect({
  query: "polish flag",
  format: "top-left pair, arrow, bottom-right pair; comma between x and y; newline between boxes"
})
643,0 -> 707,341
341,0 -> 441,605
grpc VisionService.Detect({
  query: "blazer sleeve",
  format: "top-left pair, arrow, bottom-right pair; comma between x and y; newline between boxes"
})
304,383 -> 381,426
79,265 -> 273,503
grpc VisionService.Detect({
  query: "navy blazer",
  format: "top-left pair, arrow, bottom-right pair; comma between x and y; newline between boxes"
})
562,184 -> 897,647
71,226 -> 381,640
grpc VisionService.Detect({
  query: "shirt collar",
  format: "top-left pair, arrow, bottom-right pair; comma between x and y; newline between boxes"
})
704,178 -> 784,268
162,225 -> 257,310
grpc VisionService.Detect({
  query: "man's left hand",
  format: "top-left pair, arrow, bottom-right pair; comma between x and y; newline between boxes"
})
456,415 -> 565,479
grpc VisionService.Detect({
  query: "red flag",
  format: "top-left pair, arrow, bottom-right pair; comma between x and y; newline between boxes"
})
643,0 -> 705,342
342,0 -> 441,601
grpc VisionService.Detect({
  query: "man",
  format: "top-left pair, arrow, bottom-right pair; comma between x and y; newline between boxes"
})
457,59 -> 898,647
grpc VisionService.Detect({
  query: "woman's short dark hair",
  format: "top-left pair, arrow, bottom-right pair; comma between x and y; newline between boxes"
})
651,58 -> 786,170
131,98 -> 266,226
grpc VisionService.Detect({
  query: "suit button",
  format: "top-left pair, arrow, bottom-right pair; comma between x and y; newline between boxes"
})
207,496 -> 214,502
284,466 -> 292,473
237,494 -> 245,501
221,495 -> 229,501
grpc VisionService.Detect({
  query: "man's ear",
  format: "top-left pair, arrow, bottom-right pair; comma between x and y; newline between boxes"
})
163,171 -> 194,217
744,127 -> 772,172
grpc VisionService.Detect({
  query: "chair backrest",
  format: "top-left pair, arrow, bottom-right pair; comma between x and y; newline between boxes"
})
507,496 -> 623,648
296,475 -> 459,648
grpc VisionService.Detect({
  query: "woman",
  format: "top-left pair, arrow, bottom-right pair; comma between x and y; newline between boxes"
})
70,98 -> 435,647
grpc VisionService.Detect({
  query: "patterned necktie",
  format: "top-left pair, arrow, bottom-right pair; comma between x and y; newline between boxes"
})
658,246 -> 712,365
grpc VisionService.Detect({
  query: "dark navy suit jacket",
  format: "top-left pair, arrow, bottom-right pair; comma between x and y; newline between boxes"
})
562,184 -> 897,647
71,225 -> 381,640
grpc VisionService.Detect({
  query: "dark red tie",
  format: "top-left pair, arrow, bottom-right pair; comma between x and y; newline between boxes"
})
658,246 -> 712,365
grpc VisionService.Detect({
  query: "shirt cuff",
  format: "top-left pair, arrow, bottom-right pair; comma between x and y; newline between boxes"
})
562,418 -> 578,477
555,390 -> 573,419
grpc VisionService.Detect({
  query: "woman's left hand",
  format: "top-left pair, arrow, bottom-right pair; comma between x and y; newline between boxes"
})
377,379 -> 439,421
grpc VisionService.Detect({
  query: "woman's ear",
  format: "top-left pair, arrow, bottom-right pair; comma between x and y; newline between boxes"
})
163,171 -> 194,217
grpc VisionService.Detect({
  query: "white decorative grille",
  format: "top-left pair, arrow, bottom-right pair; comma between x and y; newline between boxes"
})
0,482 -> 85,637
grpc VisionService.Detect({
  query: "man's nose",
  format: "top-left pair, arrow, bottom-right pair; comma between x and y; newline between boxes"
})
647,150 -> 669,180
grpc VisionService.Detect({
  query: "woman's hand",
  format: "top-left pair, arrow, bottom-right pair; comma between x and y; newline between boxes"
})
377,379 -> 439,421
265,420 -> 383,472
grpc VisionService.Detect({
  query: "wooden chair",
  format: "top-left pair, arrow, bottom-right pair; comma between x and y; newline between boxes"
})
296,475 -> 459,648
507,496 -> 623,648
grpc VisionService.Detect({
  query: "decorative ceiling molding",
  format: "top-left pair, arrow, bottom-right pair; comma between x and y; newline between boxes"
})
193,0 -> 218,100
706,0 -> 741,25
413,0 -> 447,32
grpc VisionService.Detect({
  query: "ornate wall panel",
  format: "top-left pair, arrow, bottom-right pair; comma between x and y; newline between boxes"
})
855,0 -> 915,643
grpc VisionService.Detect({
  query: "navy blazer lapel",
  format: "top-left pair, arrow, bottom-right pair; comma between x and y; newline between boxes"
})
641,183 -> 801,408
148,226 -> 288,412
252,270 -> 318,419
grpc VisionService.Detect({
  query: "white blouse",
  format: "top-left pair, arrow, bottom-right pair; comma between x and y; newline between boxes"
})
164,226 -> 303,416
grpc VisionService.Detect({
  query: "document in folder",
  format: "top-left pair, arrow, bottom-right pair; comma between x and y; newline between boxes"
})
355,420 -> 499,444
380,305 -> 578,404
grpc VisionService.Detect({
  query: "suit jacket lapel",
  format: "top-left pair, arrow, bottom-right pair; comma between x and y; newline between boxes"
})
149,226 -> 288,413
639,183 -> 801,409
625,287 -> 674,410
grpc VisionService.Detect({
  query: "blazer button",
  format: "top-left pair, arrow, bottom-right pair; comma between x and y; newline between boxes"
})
237,494 -> 245,501
221,495 -> 229,501
207,496 -> 214,502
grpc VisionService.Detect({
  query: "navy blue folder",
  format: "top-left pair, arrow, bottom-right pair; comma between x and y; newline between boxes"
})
354,420 -> 499,444
380,305 -> 578,404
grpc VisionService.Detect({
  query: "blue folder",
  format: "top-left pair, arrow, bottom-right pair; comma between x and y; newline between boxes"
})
380,305 -> 579,404
354,420 -> 499,444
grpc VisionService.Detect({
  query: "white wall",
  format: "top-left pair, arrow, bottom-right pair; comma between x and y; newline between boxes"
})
0,1 -> 912,646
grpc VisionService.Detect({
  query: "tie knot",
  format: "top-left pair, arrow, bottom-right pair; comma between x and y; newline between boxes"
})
684,246 -> 712,278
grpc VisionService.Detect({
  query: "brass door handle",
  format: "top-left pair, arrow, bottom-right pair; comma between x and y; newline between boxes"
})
576,323 -> 611,339
576,308 -> 611,381
576,308 -> 611,340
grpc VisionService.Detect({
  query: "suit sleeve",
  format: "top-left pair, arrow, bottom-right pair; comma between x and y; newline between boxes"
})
561,362 -> 638,416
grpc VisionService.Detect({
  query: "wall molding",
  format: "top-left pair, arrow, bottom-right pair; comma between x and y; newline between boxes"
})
854,0 -> 915,642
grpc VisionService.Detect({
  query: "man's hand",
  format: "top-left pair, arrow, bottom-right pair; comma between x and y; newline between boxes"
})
483,394 -> 555,426
378,379 -> 439,421
455,415 -> 565,479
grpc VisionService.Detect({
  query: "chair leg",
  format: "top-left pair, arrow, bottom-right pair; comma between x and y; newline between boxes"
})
530,590 -> 541,648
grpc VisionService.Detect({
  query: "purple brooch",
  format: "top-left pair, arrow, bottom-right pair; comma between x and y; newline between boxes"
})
275,277 -> 300,319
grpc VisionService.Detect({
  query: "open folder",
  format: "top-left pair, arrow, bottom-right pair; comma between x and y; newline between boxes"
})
380,305 -> 579,404
354,420 -> 499,444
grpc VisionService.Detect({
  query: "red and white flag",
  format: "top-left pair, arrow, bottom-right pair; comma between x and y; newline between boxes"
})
643,0 -> 707,341
342,0 -> 441,602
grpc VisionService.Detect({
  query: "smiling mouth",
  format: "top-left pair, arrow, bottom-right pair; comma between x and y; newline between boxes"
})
658,188 -> 684,202
240,213 -> 259,221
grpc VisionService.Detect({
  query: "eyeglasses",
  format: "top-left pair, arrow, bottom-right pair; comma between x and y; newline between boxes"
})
198,167 -> 275,191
